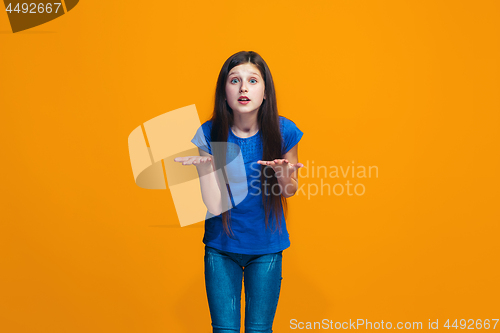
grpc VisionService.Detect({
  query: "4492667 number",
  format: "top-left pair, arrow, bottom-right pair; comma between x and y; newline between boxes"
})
6,3 -> 62,14
444,319 -> 499,330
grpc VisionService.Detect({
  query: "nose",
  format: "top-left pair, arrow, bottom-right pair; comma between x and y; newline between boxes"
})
240,82 -> 248,93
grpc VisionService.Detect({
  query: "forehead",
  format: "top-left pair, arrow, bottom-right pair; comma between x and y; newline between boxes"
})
228,63 -> 262,77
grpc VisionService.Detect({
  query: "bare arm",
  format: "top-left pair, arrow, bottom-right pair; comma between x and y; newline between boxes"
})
174,148 -> 223,216
278,143 -> 301,198
257,143 -> 303,198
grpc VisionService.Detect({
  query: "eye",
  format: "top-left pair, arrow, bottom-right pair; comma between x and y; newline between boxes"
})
230,78 -> 239,84
250,78 -> 257,84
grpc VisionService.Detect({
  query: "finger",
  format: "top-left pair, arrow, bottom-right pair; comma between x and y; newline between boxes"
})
182,157 -> 197,165
291,163 -> 304,170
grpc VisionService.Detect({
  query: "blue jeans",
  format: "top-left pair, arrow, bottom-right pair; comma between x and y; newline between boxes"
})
204,245 -> 283,333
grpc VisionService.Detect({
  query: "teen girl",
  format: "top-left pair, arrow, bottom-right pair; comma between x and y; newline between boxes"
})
174,51 -> 304,333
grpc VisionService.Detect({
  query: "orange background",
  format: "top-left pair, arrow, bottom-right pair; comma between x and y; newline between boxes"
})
1,1 -> 499,332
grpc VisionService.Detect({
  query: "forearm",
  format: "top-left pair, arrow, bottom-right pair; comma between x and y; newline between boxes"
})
277,176 -> 298,198
196,163 -> 223,215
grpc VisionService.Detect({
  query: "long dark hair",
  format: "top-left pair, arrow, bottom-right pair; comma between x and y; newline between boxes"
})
210,51 -> 288,238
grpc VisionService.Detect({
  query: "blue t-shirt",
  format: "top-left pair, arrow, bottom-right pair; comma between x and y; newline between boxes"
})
190,116 -> 303,255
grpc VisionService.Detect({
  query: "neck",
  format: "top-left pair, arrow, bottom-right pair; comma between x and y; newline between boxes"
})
231,111 -> 259,138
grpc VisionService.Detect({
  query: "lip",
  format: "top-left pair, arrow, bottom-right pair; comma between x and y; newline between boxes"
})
238,96 -> 251,105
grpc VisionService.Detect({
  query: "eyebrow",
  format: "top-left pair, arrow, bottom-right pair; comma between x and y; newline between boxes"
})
228,71 -> 261,77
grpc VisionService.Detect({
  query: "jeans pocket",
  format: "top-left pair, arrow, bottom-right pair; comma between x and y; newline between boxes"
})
205,246 -> 228,258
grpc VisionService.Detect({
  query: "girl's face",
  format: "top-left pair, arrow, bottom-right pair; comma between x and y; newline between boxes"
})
225,63 -> 265,115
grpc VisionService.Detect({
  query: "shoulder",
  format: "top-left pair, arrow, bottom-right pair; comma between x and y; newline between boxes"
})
279,116 -> 299,129
278,115 -> 304,154
201,120 -> 213,131
196,120 -> 213,139
278,115 -> 302,134
191,120 -> 214,154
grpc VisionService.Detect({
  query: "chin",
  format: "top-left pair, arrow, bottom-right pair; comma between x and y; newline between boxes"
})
234,108 -> 259,114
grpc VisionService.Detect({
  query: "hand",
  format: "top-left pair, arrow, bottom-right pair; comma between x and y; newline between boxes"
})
257,159 -> 304,179
174,156 -> 213,167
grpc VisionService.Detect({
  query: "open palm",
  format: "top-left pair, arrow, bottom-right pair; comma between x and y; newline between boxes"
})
257,159 -> 304,179
174,156 -> 212,166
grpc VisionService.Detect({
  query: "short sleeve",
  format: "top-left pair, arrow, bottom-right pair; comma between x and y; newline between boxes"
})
281,117 -> 304,155
191,121 -> 212,155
